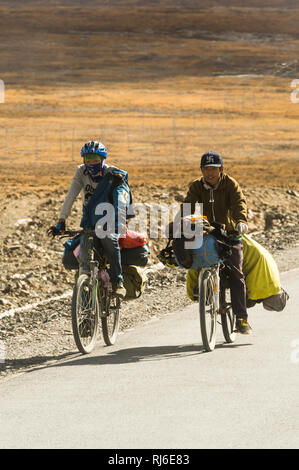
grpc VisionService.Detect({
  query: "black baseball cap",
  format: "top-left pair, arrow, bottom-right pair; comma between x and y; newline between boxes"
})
200,151 -> 223,168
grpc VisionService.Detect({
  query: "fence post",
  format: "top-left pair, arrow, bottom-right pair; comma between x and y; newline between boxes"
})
102,121 -> 106,141
173,111 -> 177,153
72,128 -> 75,161
35,135 -> 39,161
5,128 -> 8,158
59,126 -> 63,153
126,124 -> 131,152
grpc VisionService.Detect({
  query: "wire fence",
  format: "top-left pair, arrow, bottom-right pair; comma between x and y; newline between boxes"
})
0,112 -> 237,164
1,70 -> 298,164
0,104 -> 265,165
1,60 -> 298,162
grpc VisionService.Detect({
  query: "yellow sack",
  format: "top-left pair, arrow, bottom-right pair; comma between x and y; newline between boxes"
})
186,269 -> 199,301
242,234 -> 280,300
186,234 -> 281,301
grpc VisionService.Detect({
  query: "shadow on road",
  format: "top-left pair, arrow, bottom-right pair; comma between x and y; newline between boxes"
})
45,341 -> 252,369
0,341 -> 252,378
0,351 -> 79,378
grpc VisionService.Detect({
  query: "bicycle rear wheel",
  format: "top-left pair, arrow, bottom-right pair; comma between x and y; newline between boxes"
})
72,274 -> 99,354
99,288 -> 120,346
199,269 -> 218,352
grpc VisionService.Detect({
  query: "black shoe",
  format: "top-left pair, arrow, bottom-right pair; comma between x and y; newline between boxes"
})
235,317 -> 252,334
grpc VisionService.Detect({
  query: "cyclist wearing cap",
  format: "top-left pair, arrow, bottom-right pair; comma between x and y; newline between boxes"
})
48,140 -> 133,298
182,151 -> 251,334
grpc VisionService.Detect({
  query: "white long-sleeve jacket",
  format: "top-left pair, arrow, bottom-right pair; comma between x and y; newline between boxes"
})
59,164 -> 119,220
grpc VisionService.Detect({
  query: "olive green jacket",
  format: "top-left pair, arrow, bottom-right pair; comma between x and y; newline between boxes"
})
182,173 -> 248,230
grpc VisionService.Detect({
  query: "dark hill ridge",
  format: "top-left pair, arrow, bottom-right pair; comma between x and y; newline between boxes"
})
0,1 -> 298,85
0,0 -> 298,7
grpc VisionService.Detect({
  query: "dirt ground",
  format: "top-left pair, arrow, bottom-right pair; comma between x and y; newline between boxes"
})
0,1 -> 298,379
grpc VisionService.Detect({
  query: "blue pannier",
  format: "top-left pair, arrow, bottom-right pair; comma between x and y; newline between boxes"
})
190,234 -> 224,269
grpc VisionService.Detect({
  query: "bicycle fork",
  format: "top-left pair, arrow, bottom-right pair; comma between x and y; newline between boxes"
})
213,266 -> 220,312
198,266 -> 220,312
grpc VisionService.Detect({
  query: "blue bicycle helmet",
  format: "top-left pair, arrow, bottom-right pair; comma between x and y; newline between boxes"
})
81,140 -> 108,158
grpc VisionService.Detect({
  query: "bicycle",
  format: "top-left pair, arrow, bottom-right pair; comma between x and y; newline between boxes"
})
60,229 -> 121,354
198,231 -> 239,352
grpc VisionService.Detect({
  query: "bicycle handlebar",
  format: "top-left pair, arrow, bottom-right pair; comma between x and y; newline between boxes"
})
225,230 -> 241,239
56,228 -> 241,244
57,228 -> 96,239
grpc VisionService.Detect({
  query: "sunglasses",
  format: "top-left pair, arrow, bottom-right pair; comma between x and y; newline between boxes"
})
84,154 -> 105,163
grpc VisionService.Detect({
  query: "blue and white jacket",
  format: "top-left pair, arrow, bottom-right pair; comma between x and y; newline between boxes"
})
59,164 -> 133,230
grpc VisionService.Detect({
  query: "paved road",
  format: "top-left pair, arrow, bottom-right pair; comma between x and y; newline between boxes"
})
0,269 -> 298,449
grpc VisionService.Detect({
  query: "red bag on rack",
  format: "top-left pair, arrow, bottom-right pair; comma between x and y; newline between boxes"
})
118,229 -> 147,249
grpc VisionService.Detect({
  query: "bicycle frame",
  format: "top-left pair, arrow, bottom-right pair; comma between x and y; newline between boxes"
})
84,238 -> 111,319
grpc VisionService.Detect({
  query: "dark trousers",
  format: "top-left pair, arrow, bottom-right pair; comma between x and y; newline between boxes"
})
223,241 -> 248,319
80,233 -> 122,284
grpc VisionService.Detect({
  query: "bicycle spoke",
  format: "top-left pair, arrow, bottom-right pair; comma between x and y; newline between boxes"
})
199,270 -> 217,352
72,274 -> 99,354
221,290 -> 236,344
101,289 -> 120,346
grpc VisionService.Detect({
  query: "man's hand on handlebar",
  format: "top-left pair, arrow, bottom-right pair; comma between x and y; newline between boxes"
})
236,222 -> 248,235
47,220 -> 66,237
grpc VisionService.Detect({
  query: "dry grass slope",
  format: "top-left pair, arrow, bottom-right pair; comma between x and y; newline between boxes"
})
0,1 -> 298,191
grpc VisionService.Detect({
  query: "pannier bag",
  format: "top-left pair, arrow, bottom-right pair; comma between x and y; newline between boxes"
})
62,236 -> 81,270
62,234 -> 150,271
263,288 -> 289,312
173,233 -> 224,270
246,288 -> 289,312
190,234 -> 224,269
122,265 -> 147,301
169,215 -> 208,269
170,217 -> 229,270
172,237 -> 193,269
121,244 -> 150,267
186,269 -> 200,302
242,234 -> 281,301
62,247 -> 79,270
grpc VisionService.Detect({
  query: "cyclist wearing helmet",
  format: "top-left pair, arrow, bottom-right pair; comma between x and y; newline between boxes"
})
181,151 -> 251,334
48,140 -> 133,298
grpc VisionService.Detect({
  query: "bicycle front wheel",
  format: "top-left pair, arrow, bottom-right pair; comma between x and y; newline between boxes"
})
100,288 -> 120,346
199,269 -> 218,352
221,289 -> 236,344
71,274 -> 99,354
